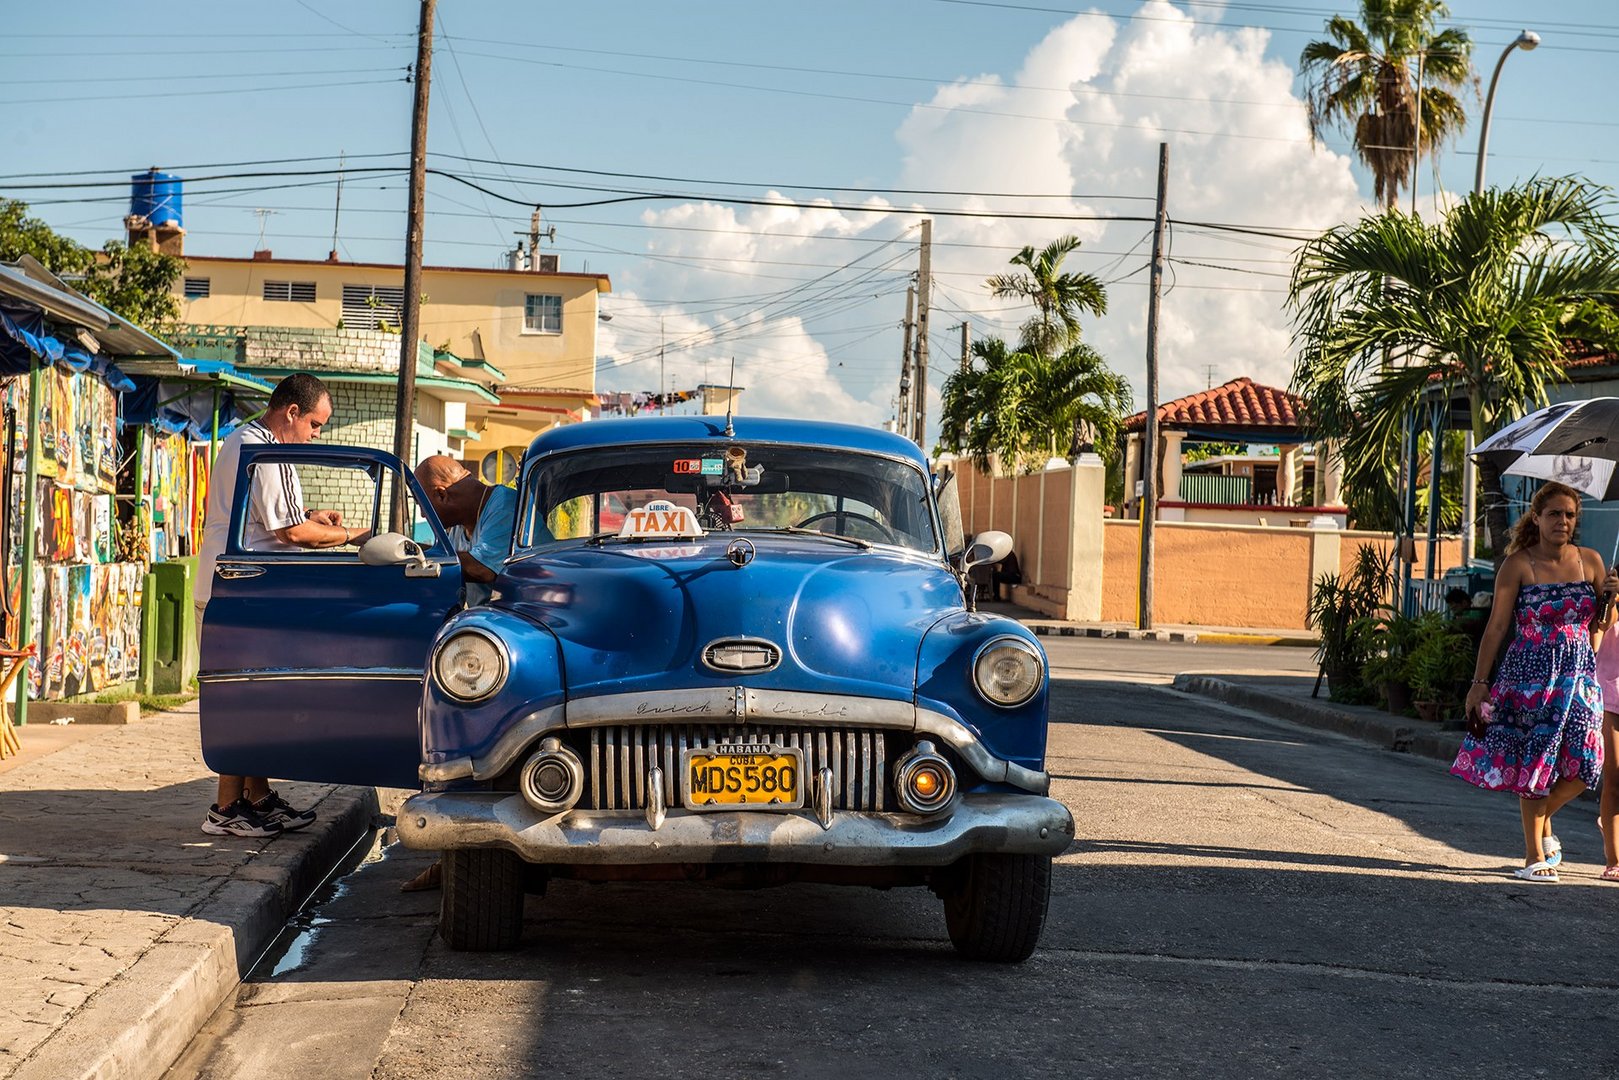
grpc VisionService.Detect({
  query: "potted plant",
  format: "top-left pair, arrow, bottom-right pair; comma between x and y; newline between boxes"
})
1407,613 -> 1473,723
1307,544 -> 1395,705
1356,606 -> 1419,714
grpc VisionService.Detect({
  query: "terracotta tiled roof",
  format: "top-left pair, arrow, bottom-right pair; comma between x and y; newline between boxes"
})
1124,377 -> 1302,432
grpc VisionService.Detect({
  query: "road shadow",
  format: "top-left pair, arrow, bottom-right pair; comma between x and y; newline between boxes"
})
256,853 -> 1619,1080
1049,677 -> 1599,869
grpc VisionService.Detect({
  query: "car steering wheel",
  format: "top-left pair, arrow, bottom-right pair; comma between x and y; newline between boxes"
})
794,510 -> 898,544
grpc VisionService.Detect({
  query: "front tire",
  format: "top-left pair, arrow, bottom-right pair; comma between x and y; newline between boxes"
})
439,848 -> 525,951
941,853 -> 1052,963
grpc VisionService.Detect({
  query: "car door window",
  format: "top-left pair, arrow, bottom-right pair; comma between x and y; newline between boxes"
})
228,453 -> 447,557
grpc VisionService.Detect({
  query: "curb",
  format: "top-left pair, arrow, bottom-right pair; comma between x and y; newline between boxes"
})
11,787 -> 380,1080
1027,624 -> 1200,643
1192,632 -> 1318,649
1171,674 -> 1464,762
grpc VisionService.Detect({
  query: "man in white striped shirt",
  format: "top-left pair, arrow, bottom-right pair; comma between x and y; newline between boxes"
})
195,373 -> 370,838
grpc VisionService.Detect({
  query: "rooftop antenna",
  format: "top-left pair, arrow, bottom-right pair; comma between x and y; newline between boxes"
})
251,208 -> 277,250
724,355 -> 736,437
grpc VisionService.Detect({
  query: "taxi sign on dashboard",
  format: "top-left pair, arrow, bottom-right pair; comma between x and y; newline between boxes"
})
618,499 -> 705,539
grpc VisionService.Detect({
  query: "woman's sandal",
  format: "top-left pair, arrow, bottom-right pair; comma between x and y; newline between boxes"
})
1512,861 -> 1560,883
1542,835 -> 1563,869
1600,865 -> 1619,882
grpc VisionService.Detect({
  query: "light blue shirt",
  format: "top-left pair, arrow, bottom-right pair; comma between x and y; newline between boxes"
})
448,485 -> 517,605
465,484 -> 518,572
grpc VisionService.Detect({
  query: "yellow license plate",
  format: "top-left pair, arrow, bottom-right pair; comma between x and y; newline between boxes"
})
682,744 -> 804,810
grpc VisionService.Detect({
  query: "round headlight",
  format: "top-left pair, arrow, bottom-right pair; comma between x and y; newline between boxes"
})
433,630 -> 508,702
972,637 -> 1044,707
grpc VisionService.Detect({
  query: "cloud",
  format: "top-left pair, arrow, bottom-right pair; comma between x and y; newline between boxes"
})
598,1 -> 1369,432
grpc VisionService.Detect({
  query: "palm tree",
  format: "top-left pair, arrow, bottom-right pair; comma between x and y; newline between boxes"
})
1300,0 -> 1473,209
986,236 -> 1108,358
1289,176 -> 1619,555
939,337 -> 1131,476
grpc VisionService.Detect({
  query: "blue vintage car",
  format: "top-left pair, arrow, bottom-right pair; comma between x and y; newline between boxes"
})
199,417 -> 1073,961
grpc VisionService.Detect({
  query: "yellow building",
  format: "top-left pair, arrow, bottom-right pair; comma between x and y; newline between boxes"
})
173,253 -> 610,472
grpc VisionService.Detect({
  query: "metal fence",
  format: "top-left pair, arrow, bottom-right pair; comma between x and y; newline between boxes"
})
1404,578 -> 1449,616
1179,473 -> 1252,505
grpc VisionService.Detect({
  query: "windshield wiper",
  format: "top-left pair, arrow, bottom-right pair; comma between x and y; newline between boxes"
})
757,527 -> 871,550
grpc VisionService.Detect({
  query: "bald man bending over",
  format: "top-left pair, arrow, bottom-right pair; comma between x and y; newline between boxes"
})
415,455 -> 519,605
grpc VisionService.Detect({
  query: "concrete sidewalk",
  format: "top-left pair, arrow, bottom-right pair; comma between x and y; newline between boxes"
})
978,600 -> 1319,647
0,702 -> 377,1080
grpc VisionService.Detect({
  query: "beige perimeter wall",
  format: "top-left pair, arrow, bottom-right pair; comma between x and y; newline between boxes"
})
958,459 -> 1462,630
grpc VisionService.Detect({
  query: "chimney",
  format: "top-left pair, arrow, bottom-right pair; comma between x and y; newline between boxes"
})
253,250 -> 273,261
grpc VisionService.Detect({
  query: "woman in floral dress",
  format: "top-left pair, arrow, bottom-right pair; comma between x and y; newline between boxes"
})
1454,481 -> 1615,882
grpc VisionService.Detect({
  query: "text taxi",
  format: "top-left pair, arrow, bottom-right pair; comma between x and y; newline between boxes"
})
199,417 -> 1073,962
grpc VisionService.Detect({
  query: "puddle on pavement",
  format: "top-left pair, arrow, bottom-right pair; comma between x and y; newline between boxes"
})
251,827 -> 399,980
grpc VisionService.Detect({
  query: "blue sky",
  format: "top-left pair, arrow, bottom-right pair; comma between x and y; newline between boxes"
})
6,1 -> 1615,433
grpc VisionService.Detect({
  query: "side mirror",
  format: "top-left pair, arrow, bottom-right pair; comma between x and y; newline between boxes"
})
961,530 -> 1012,576
359,532 -> 441,578
936,472 -> 966,558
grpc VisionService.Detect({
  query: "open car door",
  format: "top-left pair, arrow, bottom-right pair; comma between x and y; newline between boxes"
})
198,445 -> 462,789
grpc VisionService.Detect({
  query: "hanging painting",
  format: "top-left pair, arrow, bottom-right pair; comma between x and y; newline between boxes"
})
51,367 -> 73,478
46,482 -> 74,563
97,382 -> 118,492
60,564 -> 90,698
43,566 -> 67,698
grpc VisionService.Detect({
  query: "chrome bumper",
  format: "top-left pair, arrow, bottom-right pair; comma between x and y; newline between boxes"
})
396,791 -> 1075,866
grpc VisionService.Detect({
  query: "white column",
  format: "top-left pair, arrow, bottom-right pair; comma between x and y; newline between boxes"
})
1162,430 -> 1186,504
1321,439 -> 1346,508
1278,445 -> 1298,506
1066,454 -> 1105,622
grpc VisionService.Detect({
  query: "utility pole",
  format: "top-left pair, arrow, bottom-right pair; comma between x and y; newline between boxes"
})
1138,142 -> 1168,631
959,320 -> 971,371
912,219 -> 932,450
392,0 -> 435,525
328,151 -> 344,261
897,285 -> 915,435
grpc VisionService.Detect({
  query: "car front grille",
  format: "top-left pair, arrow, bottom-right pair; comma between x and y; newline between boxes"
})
586,725 -> 890,812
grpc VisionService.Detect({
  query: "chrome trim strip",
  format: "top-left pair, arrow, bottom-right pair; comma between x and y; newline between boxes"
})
564,688 -> 916,729
396,791 -> 1075,864
915,708 -> 1051,794
420,693 -> 1046,795
198,667 -> 421,684
419,704 -> 565,783
215,556 -> 458,567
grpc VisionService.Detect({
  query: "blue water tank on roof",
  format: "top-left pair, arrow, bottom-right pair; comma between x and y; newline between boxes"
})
130,169 -> 183,228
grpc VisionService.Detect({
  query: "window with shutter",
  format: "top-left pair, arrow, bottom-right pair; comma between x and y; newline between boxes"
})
263,281 -> 316,302
183,277 -> 210,299
342,284 -> 405,329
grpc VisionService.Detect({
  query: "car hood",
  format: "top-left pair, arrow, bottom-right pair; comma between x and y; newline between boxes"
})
495,537 -> 961,702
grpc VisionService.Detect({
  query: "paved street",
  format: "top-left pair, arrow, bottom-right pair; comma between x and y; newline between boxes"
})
165,640 -> 1618,1080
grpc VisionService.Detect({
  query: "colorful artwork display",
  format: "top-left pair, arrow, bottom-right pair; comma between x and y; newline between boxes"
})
4,370 -> 160,700
27,562 -> 142,700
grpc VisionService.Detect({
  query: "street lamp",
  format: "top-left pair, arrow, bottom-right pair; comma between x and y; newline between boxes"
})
1463,28 -> 1538,564
1474,30 -> 1540,195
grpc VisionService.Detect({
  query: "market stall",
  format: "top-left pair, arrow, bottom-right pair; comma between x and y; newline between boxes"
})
1,259 -> 267,724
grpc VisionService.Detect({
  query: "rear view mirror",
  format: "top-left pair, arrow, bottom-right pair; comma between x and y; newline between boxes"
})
961,530 -> 1013,575
360,532 -> 441,578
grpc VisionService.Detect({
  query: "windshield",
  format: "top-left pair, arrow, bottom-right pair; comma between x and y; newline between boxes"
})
519,443 -> 938,553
